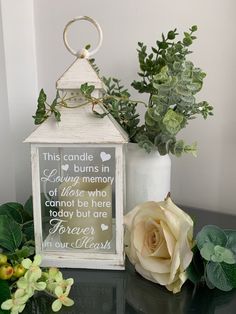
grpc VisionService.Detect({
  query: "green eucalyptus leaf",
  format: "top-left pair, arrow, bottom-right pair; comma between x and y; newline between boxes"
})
206,262 -> 236,291
0,215 -> 23,252
196,225 -> 227,251
184,142 -> 198,157
183,37 -> 192,46
222,249 -> 235,264
145,111 -> 156,127
175,85 -> 192,97
191,25 -> 198,32
170,140 -> 184,157
225,229 -> 236,256
0,203 -> 23,224
200,242 -> 215,261
212,246 -> 235,264
162,109 -> 185,135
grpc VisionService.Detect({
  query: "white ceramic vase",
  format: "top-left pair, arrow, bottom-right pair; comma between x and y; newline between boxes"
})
126,143 -> 171,213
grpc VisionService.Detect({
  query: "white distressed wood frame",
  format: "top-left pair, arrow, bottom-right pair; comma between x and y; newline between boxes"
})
31,143 -> 125,270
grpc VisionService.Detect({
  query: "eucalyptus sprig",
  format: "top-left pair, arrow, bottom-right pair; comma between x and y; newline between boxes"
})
130,25 -> 213,155
187,225 -> 236,291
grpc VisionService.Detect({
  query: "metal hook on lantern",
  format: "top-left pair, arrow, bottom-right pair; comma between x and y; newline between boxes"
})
63,16 -> 103,59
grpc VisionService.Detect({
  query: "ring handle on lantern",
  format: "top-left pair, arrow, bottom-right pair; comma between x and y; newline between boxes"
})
63,16 -> 103,59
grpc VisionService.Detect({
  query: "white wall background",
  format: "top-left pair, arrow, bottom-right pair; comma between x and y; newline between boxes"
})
0,0 -> 235,214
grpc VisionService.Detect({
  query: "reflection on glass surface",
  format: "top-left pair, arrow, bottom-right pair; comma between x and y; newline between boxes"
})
21,262 -> 236,314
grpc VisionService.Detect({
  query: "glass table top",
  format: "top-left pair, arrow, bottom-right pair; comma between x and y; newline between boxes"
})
23,207 -> 236,314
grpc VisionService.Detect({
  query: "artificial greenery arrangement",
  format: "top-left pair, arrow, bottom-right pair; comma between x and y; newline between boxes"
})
0,200 -> 74,313
33,25 -> 213,157
187,225 -> 236,291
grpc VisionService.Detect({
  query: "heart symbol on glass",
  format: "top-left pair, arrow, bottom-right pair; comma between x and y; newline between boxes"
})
100,152 -> 111,162
61,164 -> 69,171
101,224 -> 109,231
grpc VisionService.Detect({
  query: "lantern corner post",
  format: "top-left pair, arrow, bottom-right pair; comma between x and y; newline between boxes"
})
30,144 -> 43,256
115,144 -> 126,268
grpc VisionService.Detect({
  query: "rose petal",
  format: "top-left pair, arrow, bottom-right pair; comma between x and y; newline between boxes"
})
160,198 -> 193,238
136,251 -> 171,273
133,221 -> 146,253
124,202 -> 151,230
151,239 -> 169,258
144,219 -> 169,258
160,221 -> 176,257
151,272 -> 171,285
124,202 -> 165,230
166,271 -> 187,294
135,263 -> 170,285
125,230 -> 138,264
133,203 -> 165,227
169,242 -> 180,282
162,208 -> 180,239
177,221 -> 193,271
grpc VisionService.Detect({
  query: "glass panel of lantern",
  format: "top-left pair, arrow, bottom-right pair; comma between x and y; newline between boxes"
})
39,145 -> 116,253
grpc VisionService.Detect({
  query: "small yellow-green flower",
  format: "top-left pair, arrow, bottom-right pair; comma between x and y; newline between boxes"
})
21,255 -> 42,280
1,289 -> 29,314
45,268 -> 73,293
17,271 -> 46,297
52,286 -> 74,312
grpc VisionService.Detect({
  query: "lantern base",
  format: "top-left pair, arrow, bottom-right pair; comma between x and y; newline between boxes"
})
39,254 -> 125,270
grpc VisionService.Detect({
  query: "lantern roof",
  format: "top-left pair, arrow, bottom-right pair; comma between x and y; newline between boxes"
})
56,58 -> 104,90
24,105 -> 129,144
25,16 -> 128,145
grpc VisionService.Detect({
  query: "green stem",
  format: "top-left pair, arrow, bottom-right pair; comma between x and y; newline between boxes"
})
59,100 -> 91,109
101,95 -> 147,107
21,220 -> 33,227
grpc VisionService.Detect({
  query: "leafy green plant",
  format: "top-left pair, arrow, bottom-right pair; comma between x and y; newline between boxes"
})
129,25 -> 213,155
1,255 -> 74,313
33,25 -> 213,157
0,199 -> 35,261
187,225 -> 236,291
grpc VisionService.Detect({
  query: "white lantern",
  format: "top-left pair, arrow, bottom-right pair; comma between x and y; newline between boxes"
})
24,16 -> 128,270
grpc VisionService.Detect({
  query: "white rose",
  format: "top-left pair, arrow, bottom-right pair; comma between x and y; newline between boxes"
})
124,197 -> 193,293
